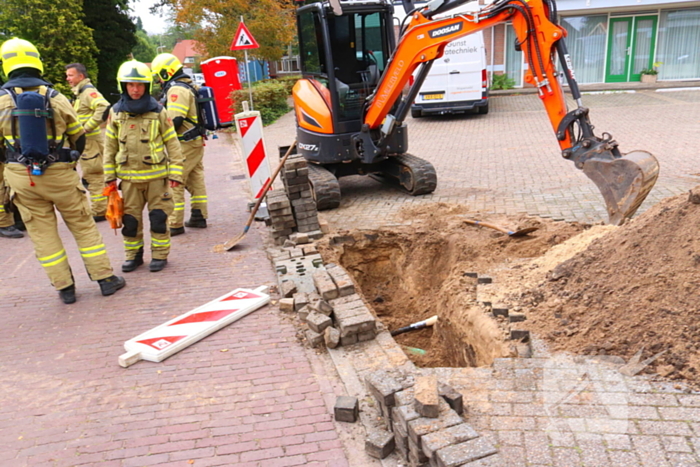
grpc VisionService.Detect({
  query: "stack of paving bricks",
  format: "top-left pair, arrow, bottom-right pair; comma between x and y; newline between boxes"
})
312,264 -> 377,346
364,370 -> 499,466
267,188 -> 296,245
281,155 -> 321,233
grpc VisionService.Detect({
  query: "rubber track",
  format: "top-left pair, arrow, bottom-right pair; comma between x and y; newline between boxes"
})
392,153 -> 438,196
308,164 -> 341,211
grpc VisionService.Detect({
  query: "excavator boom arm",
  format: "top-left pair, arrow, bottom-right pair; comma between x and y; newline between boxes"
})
365,0 -> 573,148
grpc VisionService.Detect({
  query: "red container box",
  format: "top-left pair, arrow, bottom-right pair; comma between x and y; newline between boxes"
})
201,56 -> 242,126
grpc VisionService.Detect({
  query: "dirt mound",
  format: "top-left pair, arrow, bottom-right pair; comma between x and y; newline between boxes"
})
513,192 -> 700,385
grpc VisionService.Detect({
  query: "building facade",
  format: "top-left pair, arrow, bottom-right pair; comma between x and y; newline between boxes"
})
491,0 -> 700,85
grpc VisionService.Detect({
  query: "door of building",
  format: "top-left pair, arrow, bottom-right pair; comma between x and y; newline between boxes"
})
605,15 -> 658,82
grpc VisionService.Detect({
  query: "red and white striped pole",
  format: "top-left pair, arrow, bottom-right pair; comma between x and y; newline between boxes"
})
235,102 -> 272,201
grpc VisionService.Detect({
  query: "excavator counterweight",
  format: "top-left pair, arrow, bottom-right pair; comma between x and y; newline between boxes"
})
292,0 -> 659,224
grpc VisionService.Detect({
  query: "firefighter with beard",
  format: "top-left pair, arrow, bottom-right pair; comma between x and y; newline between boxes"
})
0,38 -> 125,304
103,60 -> 184,273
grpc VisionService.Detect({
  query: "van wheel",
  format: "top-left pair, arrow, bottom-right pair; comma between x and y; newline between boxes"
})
478,103 -> 489,115
411,108 -> 422,119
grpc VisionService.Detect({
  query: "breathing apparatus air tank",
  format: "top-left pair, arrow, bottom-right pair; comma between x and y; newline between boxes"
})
14,91 -> 51,175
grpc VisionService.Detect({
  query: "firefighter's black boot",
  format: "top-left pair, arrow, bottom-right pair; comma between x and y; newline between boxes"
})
122,248 -> 144,273
149,258 -> 167,272
170,226 -> 185,236
59,285 -> 76,304
185,209 -> 207,228
98,275 -> 126,296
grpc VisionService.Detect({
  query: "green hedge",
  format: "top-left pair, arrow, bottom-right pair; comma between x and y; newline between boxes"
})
230,76 -> 301,126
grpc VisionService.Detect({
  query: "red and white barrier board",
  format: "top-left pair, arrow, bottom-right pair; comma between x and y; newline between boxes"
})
235,108 -> 272,200
119,286 -> 270,367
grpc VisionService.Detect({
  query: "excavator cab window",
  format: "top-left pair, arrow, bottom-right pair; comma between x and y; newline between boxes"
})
297,2 -> 395,133
326,11 -> 389,122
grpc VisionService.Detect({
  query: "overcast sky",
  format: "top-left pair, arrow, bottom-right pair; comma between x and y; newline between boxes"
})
130,0 -> 172,35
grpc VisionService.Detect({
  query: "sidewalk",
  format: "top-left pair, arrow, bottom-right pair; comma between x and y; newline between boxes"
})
0,135 -> 356,467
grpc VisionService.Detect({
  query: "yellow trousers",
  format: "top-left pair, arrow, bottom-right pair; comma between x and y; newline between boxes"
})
79,136 -> 107,217
5,163 -> 113,290
169,141 -> 207,228
121,179 -> 174,260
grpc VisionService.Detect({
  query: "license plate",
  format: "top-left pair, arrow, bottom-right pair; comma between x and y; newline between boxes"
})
421,93 -> 444,101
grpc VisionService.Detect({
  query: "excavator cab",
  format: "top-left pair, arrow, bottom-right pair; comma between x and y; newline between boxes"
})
295,0 -> 396,152
294,0 -> 437,209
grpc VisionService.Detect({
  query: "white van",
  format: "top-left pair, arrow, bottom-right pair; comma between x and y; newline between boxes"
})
411,31 -> 489,118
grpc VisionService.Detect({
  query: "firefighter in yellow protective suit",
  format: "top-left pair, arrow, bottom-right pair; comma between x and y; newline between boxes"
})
65,62 -> 110,221
151,53 -> 207,236
104,60 -> 184,273
0,38 -> 125,304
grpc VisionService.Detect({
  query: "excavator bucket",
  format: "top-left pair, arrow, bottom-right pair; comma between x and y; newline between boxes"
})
581,150 -> 659,226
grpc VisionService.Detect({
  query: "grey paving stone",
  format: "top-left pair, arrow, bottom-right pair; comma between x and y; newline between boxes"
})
435,437 -> 498,467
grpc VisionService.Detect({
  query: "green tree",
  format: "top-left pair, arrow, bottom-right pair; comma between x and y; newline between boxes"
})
154,0 -> 295,62
83,0 -> 137,102
0,0 -> 99,95
132,29 -> 158,62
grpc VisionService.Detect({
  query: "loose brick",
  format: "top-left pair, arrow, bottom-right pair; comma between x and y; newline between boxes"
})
324,327 -> 340,349
393,404 -> 421,437
365,429 -> 395,459
312,270 -> 338,300
325,265 -> 356,297
439,383 -> 464,415
421,423 -> 480,459
407,400 -> 463,449
414,375 -> 440,418
306,311 -> 332,334
280,281 -> 297,298
293,292 -> 309,311
279,298 -> 294,312
297,305 -> 312,321
289,232 -> 310,245
334,396 -> 358,423
304,329 -> 324,347
435,437 -> 498,467
366,370 -> 403,407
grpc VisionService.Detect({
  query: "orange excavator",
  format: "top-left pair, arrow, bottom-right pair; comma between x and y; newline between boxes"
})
291,0 -> 659,225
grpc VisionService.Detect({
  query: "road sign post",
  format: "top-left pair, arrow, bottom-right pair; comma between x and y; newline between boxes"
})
231,18 -> 260,110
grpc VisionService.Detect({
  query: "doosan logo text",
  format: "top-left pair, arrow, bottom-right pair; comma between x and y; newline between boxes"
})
429,23 -> 463,38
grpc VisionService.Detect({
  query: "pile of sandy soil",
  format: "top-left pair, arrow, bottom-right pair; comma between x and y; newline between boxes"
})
508,192 -> 700,385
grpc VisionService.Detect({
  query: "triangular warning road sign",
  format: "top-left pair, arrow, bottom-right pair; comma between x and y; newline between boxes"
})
230,22 -> 260,51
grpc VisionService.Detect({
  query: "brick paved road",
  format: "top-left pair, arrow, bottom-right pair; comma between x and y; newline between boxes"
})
263,89 -> 700,229
0,135 -> 354,467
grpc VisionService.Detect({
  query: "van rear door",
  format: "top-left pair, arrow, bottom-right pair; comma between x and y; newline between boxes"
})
445,38 -> 483,104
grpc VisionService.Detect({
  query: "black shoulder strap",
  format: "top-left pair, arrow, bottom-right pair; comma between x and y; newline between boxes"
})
78,83 -> 95,95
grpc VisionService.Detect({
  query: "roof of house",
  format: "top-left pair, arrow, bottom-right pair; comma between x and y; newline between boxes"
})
172,40 -> 201,63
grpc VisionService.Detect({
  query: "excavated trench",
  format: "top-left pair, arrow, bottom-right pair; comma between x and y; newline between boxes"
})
316,207 -> 588,368
332,233 -> 509,367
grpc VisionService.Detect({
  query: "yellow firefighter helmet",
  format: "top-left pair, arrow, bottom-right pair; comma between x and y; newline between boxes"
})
116,60 -> 152,93
0,38 -> 44,75
151,53 -> 182,82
